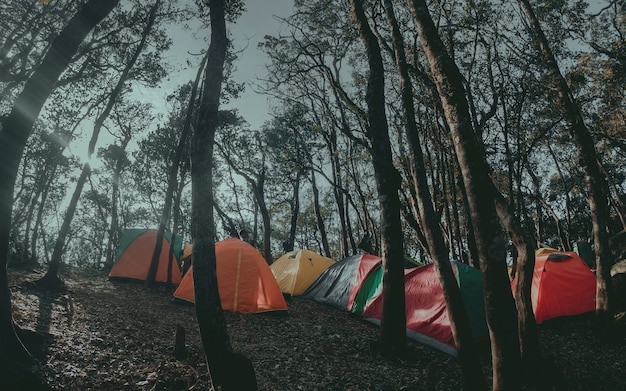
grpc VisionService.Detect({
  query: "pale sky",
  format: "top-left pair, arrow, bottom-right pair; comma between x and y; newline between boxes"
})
69,1 -> 295,163
227,1 -> 293,129
148,0 -> 294,130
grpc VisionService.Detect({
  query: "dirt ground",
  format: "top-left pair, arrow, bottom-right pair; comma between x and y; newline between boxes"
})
7,266 -> 626,390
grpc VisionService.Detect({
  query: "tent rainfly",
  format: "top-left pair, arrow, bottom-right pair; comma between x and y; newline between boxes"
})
271,249 -> 335,296
512,251 -> 596,324
301,253 -> 382,312
173,237 -> 288,314
362,261 -> 488,357
108,229 -> 182,284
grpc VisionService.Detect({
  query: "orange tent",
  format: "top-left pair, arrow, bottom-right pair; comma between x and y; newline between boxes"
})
108,229 -> 182,284
512,251 -> 596,323
173,237 -> 287,313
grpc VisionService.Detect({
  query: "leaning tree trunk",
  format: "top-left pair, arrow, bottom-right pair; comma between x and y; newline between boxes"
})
146,47 -> 207,288
405,1 -> 521,389
38,0 -> 161,291
517,0 -> 615,337
382,0 -> 486,387
0,0 -> 121,386
492,186 -> 542,386
349,0 -> 407,358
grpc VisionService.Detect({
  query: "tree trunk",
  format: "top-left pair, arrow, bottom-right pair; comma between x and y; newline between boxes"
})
38,164 -> 90,290
191,1 -> 256,389
257,176 -> 273,264
0,0 -> 120,385
146,45 -> 206,288
517,0 -> 615,337
286,170 -> 301,252
103,140 -> 130,272
492,186 -> 542,386
349,0 -> 406,357
406,1 -> 521,389
311,171 -> 331,257
382,0 -> 486,387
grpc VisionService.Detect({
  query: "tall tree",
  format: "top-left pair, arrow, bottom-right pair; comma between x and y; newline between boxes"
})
191,0 -> 256,389
348,0 -> 407,357
405,1 -> 521,389
0,0 -> 121,386
216,124 -> 273,264
36,0 -> 163,290
101,107 -> 134,271
146,50 -> 208,288
381,0 -> 486,387
516,0 -> 615,337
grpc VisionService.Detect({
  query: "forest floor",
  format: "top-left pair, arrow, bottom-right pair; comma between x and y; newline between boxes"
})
6,265 -> 626,391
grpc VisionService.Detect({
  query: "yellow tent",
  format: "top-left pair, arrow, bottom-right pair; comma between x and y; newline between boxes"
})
271,249 -> 335,296
536,247 -> 559,255
182,244 -> 193,259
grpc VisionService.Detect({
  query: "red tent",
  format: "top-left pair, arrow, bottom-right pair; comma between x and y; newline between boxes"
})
362,262 -> 487,356
512,251 -> 596,324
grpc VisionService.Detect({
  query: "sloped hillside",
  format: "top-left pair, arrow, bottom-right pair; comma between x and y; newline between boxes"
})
7,267 -> 626,390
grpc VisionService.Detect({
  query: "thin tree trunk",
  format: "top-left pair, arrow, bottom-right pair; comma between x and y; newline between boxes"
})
146,47 -> 207,288
103,143 -> 128,271
38,164 -> 90,289
39,0 -> 160,290
517,0 -> 614,336
311,171 -> 331,258
286,171 -> 301,252
256,173 -> 273,264
546,143 -> 572,250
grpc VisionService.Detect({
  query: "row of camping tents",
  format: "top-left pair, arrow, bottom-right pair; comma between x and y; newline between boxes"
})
108,228 -> 598,356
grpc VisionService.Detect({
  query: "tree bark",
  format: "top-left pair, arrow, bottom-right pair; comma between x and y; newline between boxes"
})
311,171 -> 331,257
517,0 -> 615,337
492,186 -> 541,385
146,46 -> 207,288
38,0 -> 160,290
0,0 -> 120,385
405,1 -> 521,389
382,0 -> 486,387
285,171 -> 301,253
349,0 -> 407,357
192,1 -> 255,389
103,140 -> 131,272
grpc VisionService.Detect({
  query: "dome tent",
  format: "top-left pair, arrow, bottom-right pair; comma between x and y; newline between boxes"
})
108,229 -> 182,284
301,253 -> 382,312
173,237 -> 287,314
512,251 -> 596,324
362,261 -> 488,357
270,249 -> 335,296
